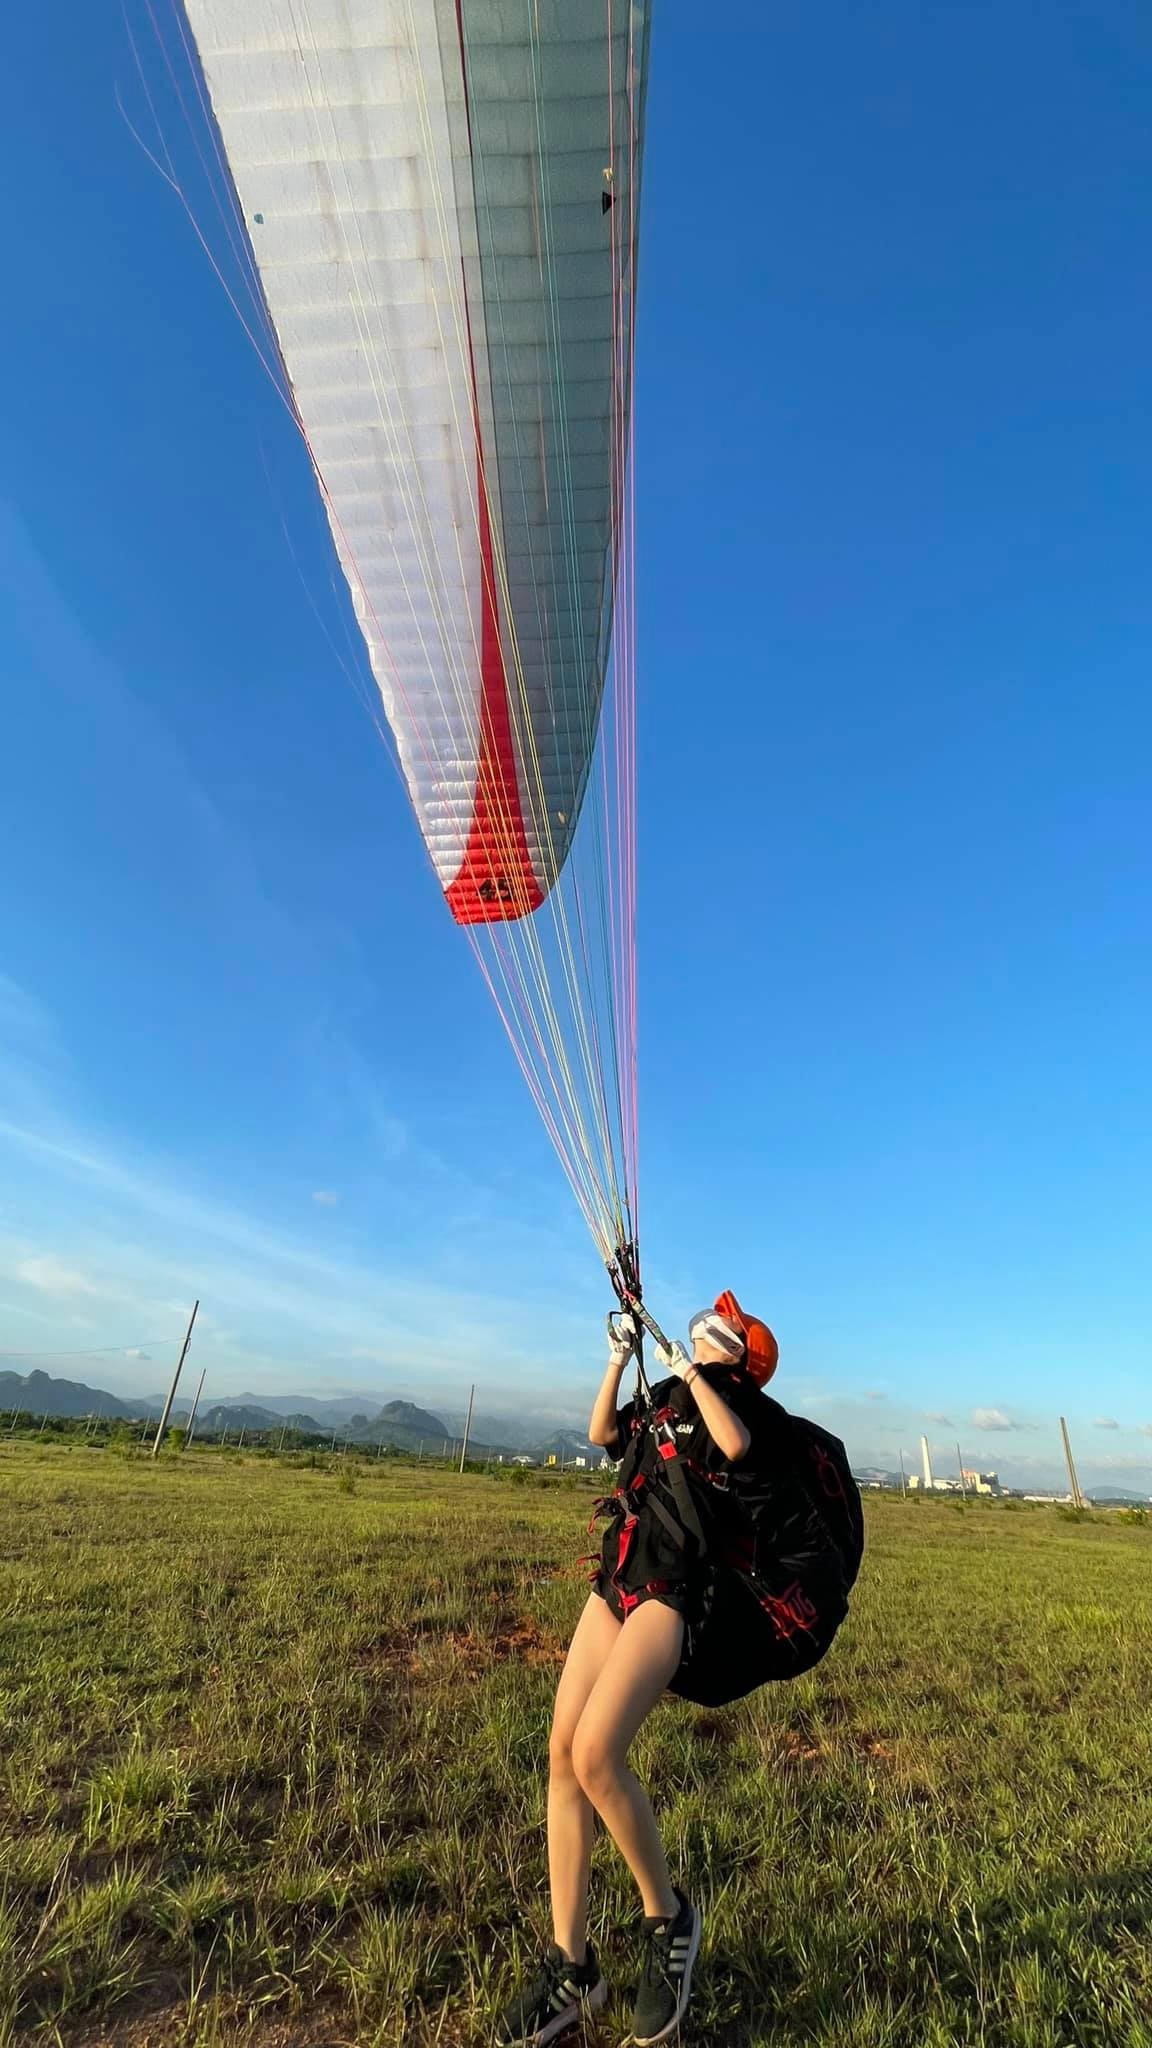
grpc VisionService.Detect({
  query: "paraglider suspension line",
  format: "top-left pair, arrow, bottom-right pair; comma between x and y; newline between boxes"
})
607,1239 -> 672,1411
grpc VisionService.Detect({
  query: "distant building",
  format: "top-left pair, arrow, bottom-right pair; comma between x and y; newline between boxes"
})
573,1456 -> 588,1469
961,1468 -> 1001,1496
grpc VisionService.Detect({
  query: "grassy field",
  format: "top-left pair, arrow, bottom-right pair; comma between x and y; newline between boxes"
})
1,1441 -> 1150,2048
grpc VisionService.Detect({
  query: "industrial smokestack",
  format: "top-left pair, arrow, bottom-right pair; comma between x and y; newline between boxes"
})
920,1433 -> 934,1492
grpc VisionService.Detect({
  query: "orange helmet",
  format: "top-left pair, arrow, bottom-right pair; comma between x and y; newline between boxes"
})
713,1290 -> 779,1386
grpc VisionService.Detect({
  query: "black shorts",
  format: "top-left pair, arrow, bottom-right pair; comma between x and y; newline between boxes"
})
595,1500 -> 705,1622
592,1570 -> 692,1625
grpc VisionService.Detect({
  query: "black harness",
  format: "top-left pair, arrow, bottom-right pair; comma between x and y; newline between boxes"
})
598,1242 -> 865,1704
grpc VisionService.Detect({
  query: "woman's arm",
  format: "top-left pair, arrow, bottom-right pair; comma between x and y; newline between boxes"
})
588,1351 -> 631,1451
680,1361 -> 752,1462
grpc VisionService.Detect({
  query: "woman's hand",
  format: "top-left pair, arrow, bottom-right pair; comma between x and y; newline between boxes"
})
657,1340 -> 693,1379
608,1311 -> 638,1366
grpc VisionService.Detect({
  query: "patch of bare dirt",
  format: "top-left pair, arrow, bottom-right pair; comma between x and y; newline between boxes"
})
350,1630 -> 414,1675
427,1615 -> 566,1673
691,1713 -> 738,1743
352,1595 -> 565,1680
774,1726 -> 897,1769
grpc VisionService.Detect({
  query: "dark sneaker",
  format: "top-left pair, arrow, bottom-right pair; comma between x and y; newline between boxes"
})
631,1889 -> 701,2045
497,1940 -> 607,2045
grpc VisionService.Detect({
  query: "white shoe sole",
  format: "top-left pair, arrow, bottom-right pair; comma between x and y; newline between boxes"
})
630,1906 -> 702,2045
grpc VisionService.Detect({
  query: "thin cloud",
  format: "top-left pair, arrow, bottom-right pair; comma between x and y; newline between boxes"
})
864,1389 -> 886,1401
15,1255 -> 114,1301
1093,1416 -> 1119,1430
972,1407 -> 1016,1432
311,1190 -> 340,1207
923,1410 -> 952,1425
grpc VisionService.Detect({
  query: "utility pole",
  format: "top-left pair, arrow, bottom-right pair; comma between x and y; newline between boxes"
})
898,1449 -> 907,1500
184,1369 -> 206,1449
956,1442 -> 967,1497
237,1427 -> 246,1450
459,1384 -> 475,1474
152,1301 -> 199,1458
1060,1416 -> 1085,1509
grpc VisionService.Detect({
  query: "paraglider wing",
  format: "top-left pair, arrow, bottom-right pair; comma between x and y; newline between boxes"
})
181,0 -> 649,925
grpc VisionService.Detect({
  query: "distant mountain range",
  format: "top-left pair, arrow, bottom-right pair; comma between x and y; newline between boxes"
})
0,1367 -> 597,1465
0,1368 -> 180,1422
211,1391 -> 553,1452
197,1397 -> 454,1449
211,1391 -> 396,1427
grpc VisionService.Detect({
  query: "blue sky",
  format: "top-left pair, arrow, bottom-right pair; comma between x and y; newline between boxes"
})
1,3 -> 1149,1487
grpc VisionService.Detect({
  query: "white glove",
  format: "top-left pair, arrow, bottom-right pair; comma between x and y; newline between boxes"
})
608,1311 -> 637,1364
657,1340 -> 693,1379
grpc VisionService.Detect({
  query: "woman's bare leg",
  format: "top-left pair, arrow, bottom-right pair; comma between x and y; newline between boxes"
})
547,1592 -> 622,1961
570,1599 -> 684,1920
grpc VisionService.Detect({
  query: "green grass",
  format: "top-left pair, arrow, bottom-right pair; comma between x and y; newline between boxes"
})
1,1442 -> 1150,2046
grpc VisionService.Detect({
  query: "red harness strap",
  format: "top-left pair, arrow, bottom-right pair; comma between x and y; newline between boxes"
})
611,1512 -> 641,1615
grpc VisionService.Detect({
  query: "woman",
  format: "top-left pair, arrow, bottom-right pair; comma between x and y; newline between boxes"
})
498,1295 -> 780,2047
